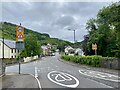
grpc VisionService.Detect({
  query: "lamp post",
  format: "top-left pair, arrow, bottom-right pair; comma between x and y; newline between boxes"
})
68,29 -> 76,44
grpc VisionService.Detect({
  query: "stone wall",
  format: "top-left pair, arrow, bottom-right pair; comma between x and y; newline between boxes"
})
101,58 -> 120,70
0,59 -> 6,75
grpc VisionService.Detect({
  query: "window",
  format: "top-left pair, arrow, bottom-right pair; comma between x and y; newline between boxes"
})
11,49 -> 13,53
11,56 -> 13,58
15,49 -> 16,53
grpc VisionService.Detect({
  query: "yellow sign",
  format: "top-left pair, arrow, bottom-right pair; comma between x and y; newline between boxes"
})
16,26 -> 24,42
92,43 -> 97,50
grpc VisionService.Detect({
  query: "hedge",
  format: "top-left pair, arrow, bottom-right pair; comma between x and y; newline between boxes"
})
61,55 -> 117,68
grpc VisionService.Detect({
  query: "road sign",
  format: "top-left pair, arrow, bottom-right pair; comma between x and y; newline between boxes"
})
16,24 -> 24,50
92,43 -> 97,50
16,26 -> 24,42
16,42 -> 24,50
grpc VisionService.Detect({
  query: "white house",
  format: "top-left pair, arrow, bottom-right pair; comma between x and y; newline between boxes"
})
0,38 -> 19,59
64,46 -> 75,55
75,48 -> 84,56
41,45 -> 49,55
41,43 -> 52,56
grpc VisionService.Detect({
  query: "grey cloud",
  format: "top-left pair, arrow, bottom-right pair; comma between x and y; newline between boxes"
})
2,2 -> 111,42
53,15 -> 75,28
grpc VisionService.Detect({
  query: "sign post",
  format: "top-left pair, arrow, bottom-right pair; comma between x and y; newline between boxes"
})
92,43 -> 97,55
16,23 -> 24,74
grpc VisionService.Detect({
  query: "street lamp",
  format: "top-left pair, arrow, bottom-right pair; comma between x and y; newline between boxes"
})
68,24 -> 85,43
68,29 -> 76,44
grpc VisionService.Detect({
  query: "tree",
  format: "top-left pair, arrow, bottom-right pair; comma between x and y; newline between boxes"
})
24,34 -> 42,57
86,2 -> 120,57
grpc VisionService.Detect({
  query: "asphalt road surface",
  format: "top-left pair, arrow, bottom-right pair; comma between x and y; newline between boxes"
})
6,53 -> 119,89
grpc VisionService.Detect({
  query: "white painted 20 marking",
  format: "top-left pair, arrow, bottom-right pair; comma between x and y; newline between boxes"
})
47,71 -> 79,88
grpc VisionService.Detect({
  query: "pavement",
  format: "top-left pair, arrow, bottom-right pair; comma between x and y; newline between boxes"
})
0,73 -> 40,89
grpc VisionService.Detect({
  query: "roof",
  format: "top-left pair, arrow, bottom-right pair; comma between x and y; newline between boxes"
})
41,45 -> 48,50
65,46 -> 73,49
0,38 -> 16,49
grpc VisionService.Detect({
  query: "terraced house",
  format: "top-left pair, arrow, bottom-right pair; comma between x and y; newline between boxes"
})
0,38 -> 19,59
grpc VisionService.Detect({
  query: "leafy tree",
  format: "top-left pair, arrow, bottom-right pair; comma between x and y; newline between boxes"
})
86,2 -> 120,57
24,34 -> 42,57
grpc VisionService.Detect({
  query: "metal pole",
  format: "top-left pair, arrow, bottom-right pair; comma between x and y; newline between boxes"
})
95,49 -> 97,55
68,29 -> 76,47
74,30 -> 75,43
2,23 -> 4,59
18,23 -> 21,74
19,59 -> 20,74
2,22 -> 5,75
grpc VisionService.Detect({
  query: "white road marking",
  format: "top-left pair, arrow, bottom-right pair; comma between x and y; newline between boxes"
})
86,78 -> 113,88
47,71 -> 79,88
29,74 -> 42,90
33,61 -> 42,89
52,73 -> 72,82
79,69 -> 120,82
0,74 -> 4,78
35,67 -> 38,78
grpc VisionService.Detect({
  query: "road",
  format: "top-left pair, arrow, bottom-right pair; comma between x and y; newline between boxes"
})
6,53 -> 119,89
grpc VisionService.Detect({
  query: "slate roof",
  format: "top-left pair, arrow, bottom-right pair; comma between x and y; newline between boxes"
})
0,38 -> 16,49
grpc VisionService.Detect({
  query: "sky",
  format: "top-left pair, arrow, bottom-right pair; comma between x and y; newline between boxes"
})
1,0 -> 117,42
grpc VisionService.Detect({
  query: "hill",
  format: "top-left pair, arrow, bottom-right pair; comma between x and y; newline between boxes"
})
0,22 -> 73,51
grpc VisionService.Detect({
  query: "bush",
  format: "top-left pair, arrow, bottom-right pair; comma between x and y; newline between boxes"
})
61,55 -> 116,68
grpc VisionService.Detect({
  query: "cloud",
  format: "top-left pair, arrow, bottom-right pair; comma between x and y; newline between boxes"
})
53,15 -> 75,28
2,2 -> 111,42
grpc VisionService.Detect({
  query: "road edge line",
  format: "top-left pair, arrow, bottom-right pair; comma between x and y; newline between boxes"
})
0,74 -> 4,78
29,73 -> 42,90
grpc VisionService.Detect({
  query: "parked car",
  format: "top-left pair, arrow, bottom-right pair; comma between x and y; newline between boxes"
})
50,53 -> 55,56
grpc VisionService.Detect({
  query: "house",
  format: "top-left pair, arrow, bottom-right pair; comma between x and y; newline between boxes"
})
0,38 -> 19,59
41,43 -> 52,56
64,46 -> 75,55
41,45 -> 49,55
75,48 -> 84,56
